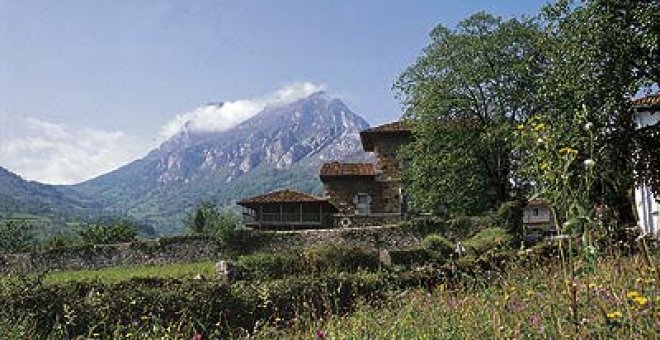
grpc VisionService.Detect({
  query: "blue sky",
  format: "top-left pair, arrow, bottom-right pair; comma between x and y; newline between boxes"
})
0,0 -> 549,184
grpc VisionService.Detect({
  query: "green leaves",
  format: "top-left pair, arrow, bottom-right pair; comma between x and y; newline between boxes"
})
78,224 -> 137,245
0,222 -> 35,254
395,13 -> 545,215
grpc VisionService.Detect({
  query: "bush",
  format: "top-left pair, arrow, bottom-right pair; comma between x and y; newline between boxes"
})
463,228 -> 512,256
237,253 -> 304,280
389,247 -> 433,266
78,224 -> 137,245
0,222 -> 34,254
304,245 -> 379,273
421,234 -> 454,259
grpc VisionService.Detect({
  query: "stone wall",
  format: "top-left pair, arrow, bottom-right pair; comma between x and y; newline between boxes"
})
0,236 -> 219,274
239,224 -> 424,253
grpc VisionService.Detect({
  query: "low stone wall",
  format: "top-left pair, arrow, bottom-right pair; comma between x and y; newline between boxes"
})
238,224 -> 425,253
0,236 -> 219,274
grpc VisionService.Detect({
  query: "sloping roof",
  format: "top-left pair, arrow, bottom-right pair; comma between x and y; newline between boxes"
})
319,162 -> 375,178
237,189 -> 327,205
631,94 -> 660,107
360,121 -> 412,134
527,198 -> 550,207
360,121 -> 413,151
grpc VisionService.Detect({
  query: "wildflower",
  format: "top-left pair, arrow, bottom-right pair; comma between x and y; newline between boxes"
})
588,283 -> 597,289
517,124 -> 524,130
606,311 -> 623,319
633,296 -> 648,306
626,291 -> 640,299
559,147 -> 578,154
316,330 -> 327,339
584,159 -> 595,168
537,137 -> 544,144
533,123 -> 546,131
540,162 -> 549,171
526,290 -> 535,297
584,122 -> 593,131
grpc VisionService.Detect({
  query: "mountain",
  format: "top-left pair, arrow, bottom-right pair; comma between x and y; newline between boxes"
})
0,166 -> 100,230
72,92 -> 372,234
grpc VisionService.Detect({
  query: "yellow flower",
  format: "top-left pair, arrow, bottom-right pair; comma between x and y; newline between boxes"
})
606,311 -> 623,319
533,123 -> 545,131
526,290 -> 535,297
517,124 -> 524,131
588,283 -> 597,289
633,296 -> 648,306
540,162 -> 549,171
559,147 -> 578,154
626,291 -> 640,299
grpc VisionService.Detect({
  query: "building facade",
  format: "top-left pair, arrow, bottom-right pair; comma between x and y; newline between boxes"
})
320,122 -> 412,225
632,94 -> 659,236
237,121 -> 412,229
237,189 -> 338,230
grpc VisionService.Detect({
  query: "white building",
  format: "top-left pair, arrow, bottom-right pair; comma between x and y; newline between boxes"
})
632,94 -> 659,236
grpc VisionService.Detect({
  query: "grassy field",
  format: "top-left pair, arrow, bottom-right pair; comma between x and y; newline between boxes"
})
43,261 -> 217,284
254,254 -> 658,339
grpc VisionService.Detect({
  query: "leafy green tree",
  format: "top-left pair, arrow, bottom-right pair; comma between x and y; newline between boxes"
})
515,0 -> 659,227
395,12 -> 546,215
0,222 -> 34,254
187,201 -> 240,248
78,224 -> 137,245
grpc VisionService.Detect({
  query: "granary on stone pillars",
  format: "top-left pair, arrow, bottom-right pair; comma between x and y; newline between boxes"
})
237,189 -> 338,230
320,122 -> 412,225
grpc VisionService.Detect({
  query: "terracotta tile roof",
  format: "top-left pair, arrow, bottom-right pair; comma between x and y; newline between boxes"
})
631,94 -> 660,107
527,198 -> 550,207
360,121 -> 413,151
319,162 -> 375,178
237,189 -> 327,205
360,121 -> 413,134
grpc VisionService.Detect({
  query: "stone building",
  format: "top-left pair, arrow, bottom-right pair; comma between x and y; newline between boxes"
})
237,121 -> 412,229
320,122 -> 412,226
522,198 -> 557,242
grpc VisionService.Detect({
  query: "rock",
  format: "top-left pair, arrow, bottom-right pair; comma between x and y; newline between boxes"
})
215,260 -> 238,283
379,249 -> 392,268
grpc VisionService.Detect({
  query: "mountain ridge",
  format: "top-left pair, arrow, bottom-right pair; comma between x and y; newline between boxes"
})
68,92 -> 372,234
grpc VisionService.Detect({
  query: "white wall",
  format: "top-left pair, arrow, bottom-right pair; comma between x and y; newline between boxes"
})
634,110 -> 659,236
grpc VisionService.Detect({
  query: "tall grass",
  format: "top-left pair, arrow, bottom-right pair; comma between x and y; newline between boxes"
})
43,261 -> 216,284
254,254 -> 657,339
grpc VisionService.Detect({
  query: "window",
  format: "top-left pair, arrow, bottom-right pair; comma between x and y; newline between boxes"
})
355,193 -> 371,215
533,208 -> 539,216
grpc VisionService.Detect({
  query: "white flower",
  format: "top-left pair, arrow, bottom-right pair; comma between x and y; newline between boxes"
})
584,122 -> 593,131
537,137 -> 544,144
584,159 -> 595,168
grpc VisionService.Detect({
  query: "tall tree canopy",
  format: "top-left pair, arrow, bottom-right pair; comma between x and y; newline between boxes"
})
394,13 -> 546,214
516,0 -> 659,223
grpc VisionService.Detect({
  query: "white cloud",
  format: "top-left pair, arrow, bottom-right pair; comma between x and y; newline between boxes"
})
0,117 -> 151,185
159,82 -> 324,139
0,81 -> 325,185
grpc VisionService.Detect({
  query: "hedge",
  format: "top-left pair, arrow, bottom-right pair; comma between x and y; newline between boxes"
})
0,246 -> 557,338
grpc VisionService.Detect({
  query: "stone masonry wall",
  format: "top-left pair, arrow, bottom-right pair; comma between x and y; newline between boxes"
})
0,236 -> 219,274
242,224 -> 424,253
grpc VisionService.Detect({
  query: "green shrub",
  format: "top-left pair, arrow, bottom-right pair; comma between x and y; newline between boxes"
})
304,245 -> 379,273
421,234 -> 454,259
0,222 -> 34,254
78,224 -> 137,245
463,227 -> 512,256
494,200 -> 524,240
389,247 -> 433,266
237,253 -> 304,280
